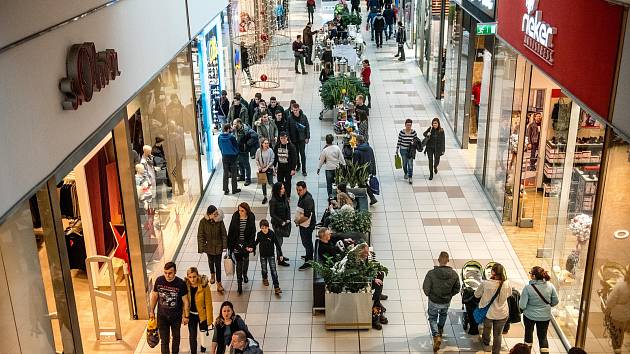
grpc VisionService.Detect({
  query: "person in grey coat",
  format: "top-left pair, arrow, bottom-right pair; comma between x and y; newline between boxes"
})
197,205 -> 227,293
422,251 -> 461,352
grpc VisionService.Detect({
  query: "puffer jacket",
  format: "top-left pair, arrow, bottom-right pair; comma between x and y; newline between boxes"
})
197,212 -> 227,255
519,279 -> 559,321
422,265 -> 461,304
287,112 -> 310,142
186,275 -> 213,324
423,127 -> 445,154
352,143 -> 377,175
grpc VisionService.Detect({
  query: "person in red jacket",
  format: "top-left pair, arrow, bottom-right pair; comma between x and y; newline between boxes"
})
361,59 -> 372,107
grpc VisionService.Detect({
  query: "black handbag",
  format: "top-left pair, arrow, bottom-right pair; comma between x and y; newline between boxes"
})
275,222 -> 292,238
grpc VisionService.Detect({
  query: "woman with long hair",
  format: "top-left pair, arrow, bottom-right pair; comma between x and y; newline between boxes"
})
475,263 -> 512,354
423,117 -> 445,180
519,266 -> 559,353
211,301 -> 253,354
255,138 -> 275,204
269,182 -> 291,267
227,202 -> 256,294
185,267 -> 213,354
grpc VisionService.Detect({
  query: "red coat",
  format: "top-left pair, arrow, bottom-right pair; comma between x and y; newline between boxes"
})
361,66 -> 371,85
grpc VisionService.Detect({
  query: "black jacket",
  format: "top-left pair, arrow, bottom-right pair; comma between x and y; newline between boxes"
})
236,126 -> 259,154
215,97 -> 230,117
373,15 -> 386,31
255,230 -> 282,257
274,116 -> 289,134
227,212 -> 256,254
396,26 -> 406,43
269,196 -> 290,227
273,142 -> 298,172
352,143 -> 377,176
383,8 -> 395,24
213,315 -> 253,354
423,127 -> 445,154
422,265 -> 461,304
287,112 -> 311,142
321,49 -> 333,63
268,103 -> 285,118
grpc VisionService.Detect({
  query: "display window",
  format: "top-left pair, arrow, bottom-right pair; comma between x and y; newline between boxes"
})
441,3 -> 461,129
426,0 -> 448,98
126,48 -> 202,293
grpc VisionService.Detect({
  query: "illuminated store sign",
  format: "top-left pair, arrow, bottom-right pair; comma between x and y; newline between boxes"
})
521,0 -> 557,64
59,42 -> 121,110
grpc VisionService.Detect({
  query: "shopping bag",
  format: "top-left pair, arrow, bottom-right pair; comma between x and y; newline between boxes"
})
394,154 -> 402,169
257,172 -> 268,185
146,318 -> 160,348
369,175 -> 380,195
199,329 -> 210,348
224,252 -> 235,277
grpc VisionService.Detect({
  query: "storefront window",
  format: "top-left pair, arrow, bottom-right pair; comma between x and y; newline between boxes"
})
442,4 -> 461,129
455,26 -> 469,145
584,130 -> 630,354
126,48 -> 201,290
473,32 -> 496,182
427,0 -> 446,97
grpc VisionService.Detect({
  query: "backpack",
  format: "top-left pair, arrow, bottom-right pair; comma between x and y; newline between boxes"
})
507,288 -> 522,323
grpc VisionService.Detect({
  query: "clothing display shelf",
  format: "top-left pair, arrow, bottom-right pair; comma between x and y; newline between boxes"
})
544,139 -> 603,179
569,167 -> 598,216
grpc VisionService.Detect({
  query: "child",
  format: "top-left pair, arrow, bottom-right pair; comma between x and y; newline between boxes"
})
255,219 -> 283,294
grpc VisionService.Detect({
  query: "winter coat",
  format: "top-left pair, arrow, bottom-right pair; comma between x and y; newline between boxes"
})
507,288 -> 522,323
268,103 -> 285,118
227,212 -> 256,254
422,265 -> 461,304
197,214 -> 227,255
215,97 -> 230,117
373,14 -> 386,31
230,338 -> 263,354
185,276 -> 213,324
218,133 -> 239,157
303,26 -> 318,45
235,125 -> 259,154
423,127 -> 445,154
396,26 -> 406,43
475,279 -> 512,320
383,8 -> 396,24
519,280 -> 559,321
213,315 -> 253,354
273,142 -> 298,173
352,143 -> 377,176
248,99 -> 259,123
287,112 -> 310,142
269,190 -> 291,229
274,116 -> 288,134
254,119 -> 278,147
228,104 -> 249,123
255,230 -> 282,257
241,47 -> 250,69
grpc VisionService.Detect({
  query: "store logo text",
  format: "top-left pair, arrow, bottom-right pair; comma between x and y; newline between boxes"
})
59,42 -> 121,110
521,0 -> 557,64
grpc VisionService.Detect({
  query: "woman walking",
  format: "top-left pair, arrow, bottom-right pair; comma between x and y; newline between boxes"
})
185,267 -> 213,354
475,263 -> 512,354
269,182 -> 291,267
255,138 -> 275,204
211,301 -> 254,354
423,117 -> 445,180
396,118 -> 418,184
197,205 -> 228,293
519,266 -> 559,353
227,203 -> 256,294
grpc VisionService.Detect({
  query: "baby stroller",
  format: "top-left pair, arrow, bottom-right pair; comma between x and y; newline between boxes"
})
461,260 -> 483,335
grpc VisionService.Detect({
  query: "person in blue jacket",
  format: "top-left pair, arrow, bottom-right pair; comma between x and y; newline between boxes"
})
519,266 -> 559,353
218,124 -> 241,195
352,135 -> 378,205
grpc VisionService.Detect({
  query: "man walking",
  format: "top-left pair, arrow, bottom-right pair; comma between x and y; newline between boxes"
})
295,181 -> 315,270
351,0 -> 361,15
383,4 -> 396,40
422,251 -> 461,352
218,124 -> 241,195
292,35 -> 308,74
372,11 -> 386,48
302,23 -> 319,65
273,132 -> 297,200
352,136 -> 378,205
318,134 -> 346,199
306,0 -> 316,23
287,103 -> 310,176
150,262 -> 190,354
395,21 -> 406,60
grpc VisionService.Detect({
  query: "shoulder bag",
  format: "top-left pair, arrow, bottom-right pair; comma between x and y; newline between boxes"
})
531,284 -> 551,305
473,281 -> 503,324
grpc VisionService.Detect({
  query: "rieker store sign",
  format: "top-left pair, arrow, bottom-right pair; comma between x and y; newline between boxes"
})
498,0 -> 624,119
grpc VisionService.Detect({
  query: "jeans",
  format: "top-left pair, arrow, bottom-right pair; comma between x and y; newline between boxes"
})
530,143 -> 539,169
305,44 -> 313,64
482,317 -> 508,354
523,316 -> 550,352
158,313 -> 182,354
260,256 -> 280,287
375,30 -> 383,47
397,43 -> 405,59
307,6 -> 314,22
222,155 -> 239,193
260,169 -> 274,196
235,253 -> 250,284
187,313 -> 206,354
386,23 -> 394,39
207,253 -> 222,283
324,169 -> 336,198
294,141 -> 307,172
427,150 -> 441,175
427,301 -> 450,337
299,225 -> 314,261
274,230 -> 285,260
276,15 -> 283,29
399,148 -> 414,177
238,152 -> 251,182
294,55 -> 305,73
372,272 -> 385,303
276,170 -> 293,199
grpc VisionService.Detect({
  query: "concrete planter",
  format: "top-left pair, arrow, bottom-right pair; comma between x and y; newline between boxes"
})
325,289 -> 372,330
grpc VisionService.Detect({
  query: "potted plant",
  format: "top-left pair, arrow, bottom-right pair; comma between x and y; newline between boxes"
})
335,161 -> 371,211
320,76 -> 369,110
310,243 -> 388,329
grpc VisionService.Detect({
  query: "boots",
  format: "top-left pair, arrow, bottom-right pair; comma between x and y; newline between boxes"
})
237,283 -> 243,295
432,335 -> 442,352
209,273 -> 216,284
274,287 -> 282,295
263,278 -> 269,286
216,282 -> 224,293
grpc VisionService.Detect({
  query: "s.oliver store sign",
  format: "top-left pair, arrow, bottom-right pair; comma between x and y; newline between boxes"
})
498,0 -> 624,119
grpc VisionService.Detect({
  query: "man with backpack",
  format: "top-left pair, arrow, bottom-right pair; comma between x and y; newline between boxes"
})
372,11 -> 386,48
382,4 -> 396,40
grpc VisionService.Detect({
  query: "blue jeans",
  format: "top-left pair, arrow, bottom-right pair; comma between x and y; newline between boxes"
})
427,300 -> 450,337
386,23 -> 394,39
299,226 -> 314,261
260,256 -> 280,287
324,169 -> 336,198
400,148 -> 414,177
238,152 -> 251,182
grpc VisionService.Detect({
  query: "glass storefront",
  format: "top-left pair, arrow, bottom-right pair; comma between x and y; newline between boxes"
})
426,0 -> 448,97
442,3 -> 461,129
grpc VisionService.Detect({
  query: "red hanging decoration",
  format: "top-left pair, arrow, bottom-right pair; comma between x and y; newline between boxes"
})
260,33 -> 269,42
260,74 -> 268,81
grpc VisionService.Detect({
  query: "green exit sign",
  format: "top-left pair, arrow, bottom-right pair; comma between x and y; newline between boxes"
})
476,23 -> 497,35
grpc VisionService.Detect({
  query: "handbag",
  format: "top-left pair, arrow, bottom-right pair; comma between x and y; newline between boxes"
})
257,171 -> 268,185
275,222 -> 292,238
369,175 -> 380,195
223,252 -> 235,276
473,281 -> 503,324
199,329 -> 210,348
394,153 -> 402,169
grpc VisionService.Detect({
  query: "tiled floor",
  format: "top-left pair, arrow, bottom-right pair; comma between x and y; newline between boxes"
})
134,2 -> 568,353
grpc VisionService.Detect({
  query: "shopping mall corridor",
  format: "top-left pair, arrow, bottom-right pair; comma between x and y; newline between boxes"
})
135,2 -> 564,353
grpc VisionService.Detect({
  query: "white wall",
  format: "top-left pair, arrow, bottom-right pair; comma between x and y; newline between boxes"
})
187,0 -> 229,37
0,0 -> 222,220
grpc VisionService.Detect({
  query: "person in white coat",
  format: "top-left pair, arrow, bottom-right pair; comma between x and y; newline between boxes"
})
317,134 -> 346,199
606,271 -> 630,353
474,263 -> 512,354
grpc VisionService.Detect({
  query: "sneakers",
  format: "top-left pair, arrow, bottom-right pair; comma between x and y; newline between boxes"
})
408,176 -> 413,185
217,282 -> 224,293
243,275 -> 249,283
278,260 -> 290,267
432,335 -> 442,352
209,273 -> 216,284
398,58 -> 406,61
370,199 -> 378,206
379,294 -> 388,300
274,287 -> 283,295
434,167 -> 438,174
429,174 -> 433,180
298,263 -> 312,271
244,181 -> 251,186
233,189 -> 242,194
263,278 -> 269,286
224,191 -> 230,195
302,71 -> 308,75
302,171 -> 308,176
262,197 -> 268,204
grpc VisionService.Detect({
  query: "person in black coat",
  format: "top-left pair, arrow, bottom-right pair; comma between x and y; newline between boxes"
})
423,117 -> 446,180
269,182 -> 291,266
287,103 -> 311,176
227,202 -> 256,294
212,301 -> 254,354
273,132 -> 298,199
352,136 -> 378,205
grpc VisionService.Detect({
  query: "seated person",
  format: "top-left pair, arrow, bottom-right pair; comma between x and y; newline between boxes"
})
321,45 -> 333,65
347,243 -> 389,329
327,22 -> 338,40
330,182 -> 354,209
319,62 -> 335,84
316,227 -> 355,260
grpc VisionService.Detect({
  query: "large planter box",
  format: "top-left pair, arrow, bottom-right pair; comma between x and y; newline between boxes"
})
325,291 -> 372,330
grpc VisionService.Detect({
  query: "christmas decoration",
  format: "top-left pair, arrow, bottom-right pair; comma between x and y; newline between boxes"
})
260,74 -> 268,81
569,214 -> 592,243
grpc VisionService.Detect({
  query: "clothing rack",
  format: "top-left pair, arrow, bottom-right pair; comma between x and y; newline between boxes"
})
59,177 -> 80,219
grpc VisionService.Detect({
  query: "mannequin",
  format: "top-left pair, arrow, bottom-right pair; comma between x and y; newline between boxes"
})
141,145 -> 157,188
135,164 -> 152,209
